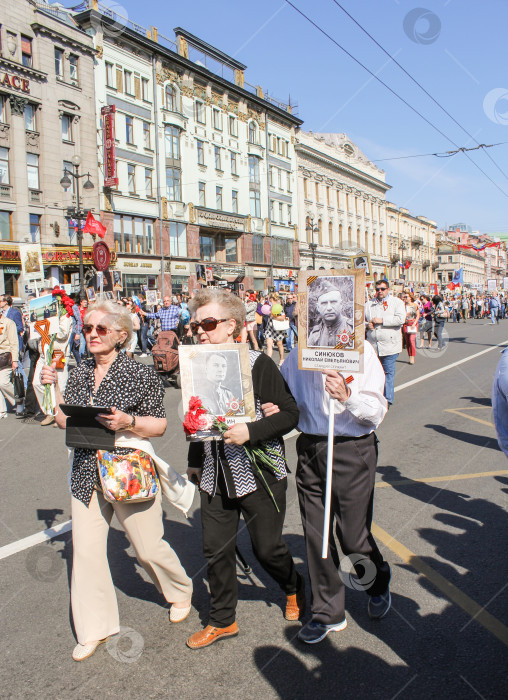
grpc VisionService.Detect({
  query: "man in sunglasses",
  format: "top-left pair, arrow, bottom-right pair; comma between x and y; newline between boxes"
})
139,295 -> 181,332
365,279 -> 406,406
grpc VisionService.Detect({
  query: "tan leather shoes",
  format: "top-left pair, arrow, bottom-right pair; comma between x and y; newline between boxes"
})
285,576 -> 306,621
186,622 -> 239,649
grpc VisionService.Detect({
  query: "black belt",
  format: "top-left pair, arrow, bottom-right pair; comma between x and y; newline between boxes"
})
301,432 -> 374,444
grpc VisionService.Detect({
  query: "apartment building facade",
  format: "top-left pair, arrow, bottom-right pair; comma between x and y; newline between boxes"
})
385,203 -> 438,286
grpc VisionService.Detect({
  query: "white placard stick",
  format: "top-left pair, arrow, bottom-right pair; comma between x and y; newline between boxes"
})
321,393 -> 335,559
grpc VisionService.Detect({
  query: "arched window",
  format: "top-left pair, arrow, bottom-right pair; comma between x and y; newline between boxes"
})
317,219 -> 322,245
328,221 -> 333,247
356,227 -> 360,247
372,232 -> 376,255
165,84 -> 176,111
365,232 -> 369,253
339,223 -> 343,248
305,216 -> 310,243
347,226 -> 352,247
248,121 -> 257,144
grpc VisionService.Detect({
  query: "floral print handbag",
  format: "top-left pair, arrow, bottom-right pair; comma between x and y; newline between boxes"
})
97,449 -> 160,503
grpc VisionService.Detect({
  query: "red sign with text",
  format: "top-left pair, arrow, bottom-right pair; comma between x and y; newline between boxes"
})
101,105 -> 118,187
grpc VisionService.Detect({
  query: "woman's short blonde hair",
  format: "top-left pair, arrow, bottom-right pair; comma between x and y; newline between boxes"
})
188,288 -> 246,336
83,300 -> 133,348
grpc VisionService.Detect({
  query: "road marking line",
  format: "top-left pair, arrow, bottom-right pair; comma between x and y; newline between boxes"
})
0,520 -> 72,562
444,409 -> 494,428
375,469 -> 508,488
371,522 -> 508,647
394,340 -> 508,393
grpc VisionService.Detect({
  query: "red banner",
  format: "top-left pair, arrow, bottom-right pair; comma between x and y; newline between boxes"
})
101,105 -> 118,187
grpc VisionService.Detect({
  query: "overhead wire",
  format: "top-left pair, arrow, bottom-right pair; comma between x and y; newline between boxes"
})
330,0 -> 508,184
372,142 -> 508,163
283,0 -> 508,199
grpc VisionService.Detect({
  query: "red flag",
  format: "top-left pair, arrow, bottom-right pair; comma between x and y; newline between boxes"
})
404,260 -> 411,269
83,211 -> 106,239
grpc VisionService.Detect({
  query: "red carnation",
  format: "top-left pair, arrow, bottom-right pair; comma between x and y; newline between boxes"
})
188,396 -> 203,411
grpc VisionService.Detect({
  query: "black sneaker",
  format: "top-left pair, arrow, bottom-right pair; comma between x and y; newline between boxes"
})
368,588 -> 391,620
297,619 -> 347,644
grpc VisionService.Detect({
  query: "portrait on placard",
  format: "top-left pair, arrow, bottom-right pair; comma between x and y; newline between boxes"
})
298,269 -> 365,373
86,287 -> 96,302
145,289 -> 158,307
350,253 -> 373,280
112,270 -> 123,291
28,294 -> 59,338
179,343 -> 256,440
19,242 -> 44,283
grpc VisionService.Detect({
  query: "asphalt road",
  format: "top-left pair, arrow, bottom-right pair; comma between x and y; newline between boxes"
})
1,318 -> 507,699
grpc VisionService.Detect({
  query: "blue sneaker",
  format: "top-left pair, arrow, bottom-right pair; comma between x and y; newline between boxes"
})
368,588 -> 391,620
297,619 -> 347,644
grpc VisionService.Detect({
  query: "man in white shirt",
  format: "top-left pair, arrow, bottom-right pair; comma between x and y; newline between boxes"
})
365,279 -> 406,405
281,342 -> 391,644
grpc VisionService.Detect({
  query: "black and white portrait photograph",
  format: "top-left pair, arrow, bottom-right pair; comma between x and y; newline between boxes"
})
351,253 -> 372,279
191,349 -> 245,417
307,275 -> 355,349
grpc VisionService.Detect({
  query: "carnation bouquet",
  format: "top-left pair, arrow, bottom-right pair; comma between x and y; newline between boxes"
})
183,396 -> 285,511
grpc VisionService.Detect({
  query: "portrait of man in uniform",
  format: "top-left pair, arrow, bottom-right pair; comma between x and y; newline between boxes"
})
307,277 -> 355,349
191,350 -> 244,417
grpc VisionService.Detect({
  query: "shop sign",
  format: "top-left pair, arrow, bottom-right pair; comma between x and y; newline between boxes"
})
101,105 -> 118,187
197,209 -> 245,232
115,258 -> 160,272
252,267 -> 267,278
170,261 -> 190,275
0,246 -> 116,266
1,73 -> 30,93
211,263 -> 245,278
3,266 -> 19,274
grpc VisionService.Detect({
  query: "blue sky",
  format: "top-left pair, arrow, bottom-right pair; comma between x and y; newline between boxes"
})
91,0 -> 508,233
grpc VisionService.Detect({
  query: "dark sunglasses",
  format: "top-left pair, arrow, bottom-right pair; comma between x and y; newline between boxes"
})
190,317 -> 229,334
83,324 -> 114,336
376,287 -> 388,292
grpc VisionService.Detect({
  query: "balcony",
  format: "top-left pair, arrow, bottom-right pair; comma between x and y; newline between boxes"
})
412,236 -> 424,247
402,256 -> 412,265
29,189 -> 42,203
390,253 -> 400,264
431,262 -> 439,270
422,259 -> 431,269
161,108 -> 187,131
0,183 -> 12,199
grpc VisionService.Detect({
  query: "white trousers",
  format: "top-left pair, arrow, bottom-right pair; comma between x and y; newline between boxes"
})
71,489 -> 193,644
33,357 -> 69,414
0,367 -> 15,416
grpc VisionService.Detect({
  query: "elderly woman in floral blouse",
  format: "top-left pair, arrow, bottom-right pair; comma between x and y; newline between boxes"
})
41,300 -> 192,662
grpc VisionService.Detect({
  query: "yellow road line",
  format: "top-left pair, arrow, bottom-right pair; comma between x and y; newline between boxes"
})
445,408 -> 495,428
375,470 -> 508,489
371,522 -> 508,647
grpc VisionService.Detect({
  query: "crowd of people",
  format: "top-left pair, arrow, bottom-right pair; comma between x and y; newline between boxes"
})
1,279 -> 506,664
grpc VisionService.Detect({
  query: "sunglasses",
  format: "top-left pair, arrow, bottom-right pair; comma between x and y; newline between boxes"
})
190,317 -> 229,334
376,287 -> 388,292
83,324 -> 114,336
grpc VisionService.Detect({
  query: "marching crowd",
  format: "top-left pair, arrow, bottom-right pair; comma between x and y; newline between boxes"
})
0,279 -> 506,665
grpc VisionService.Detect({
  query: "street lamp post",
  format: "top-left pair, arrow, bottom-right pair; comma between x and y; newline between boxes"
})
306,216 -> 320,269
60,154 -> 94,300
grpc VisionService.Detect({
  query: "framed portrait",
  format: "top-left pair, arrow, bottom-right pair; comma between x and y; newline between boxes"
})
112,270 -> 123,291
28,294 -> 59,339
145,289 -> 158,307
86,287 -> 96,302
19,243 -> 44,283
350,253 -> 373,280
298,269 -> 365,373
179,343 -> 256,440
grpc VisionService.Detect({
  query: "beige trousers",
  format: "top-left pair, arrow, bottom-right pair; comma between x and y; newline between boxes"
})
33,356 -> 69,413
71,490 -> 193,644
0,366 -> 15,415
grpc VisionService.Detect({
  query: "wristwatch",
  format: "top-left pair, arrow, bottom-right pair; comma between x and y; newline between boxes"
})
127,415 -> 136,430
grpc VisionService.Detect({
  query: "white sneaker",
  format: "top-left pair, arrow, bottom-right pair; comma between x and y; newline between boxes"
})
139,353 -> 148,358
0,413 -> 7,420
72,637 -> 109,662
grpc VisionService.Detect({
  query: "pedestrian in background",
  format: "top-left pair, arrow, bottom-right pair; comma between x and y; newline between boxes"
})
0,314 -> 18,420
432,295 -> 448,350
244,291 -> 259,350
401,291 -> 419,365
284,293 -> 298,352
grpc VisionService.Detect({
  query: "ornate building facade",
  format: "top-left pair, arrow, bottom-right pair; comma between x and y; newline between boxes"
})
385,203 -> 438,286
0,0 -> 99,295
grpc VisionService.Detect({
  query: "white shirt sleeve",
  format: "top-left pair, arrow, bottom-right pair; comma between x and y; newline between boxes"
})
341,346 -> 387,426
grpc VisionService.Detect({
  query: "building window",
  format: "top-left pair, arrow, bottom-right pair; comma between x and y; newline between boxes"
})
0,211 -> 12,241
212,108 -> 222,131
69,54 -> 78,82
215,186 -> 223,210
124,70 -> 133,94
0,96 -> 6,124
270,200 -> 276,222
250,190 -> 260,218
248,155 -> 260,184
214,146 -> 221,170
248,121 -> 257,144
145,168 -> 153,197
165,126 -> 180,159
198,181 -> 206,206
111,215 -> 154,254
21,36 -> 32,67
279,202 -> 284,224
196,139 -> 205,165
24,104 -> 36,132
303,178 -> 308,199
55,48 -> 64,77
315,182 -> 320,202
27,153 -> 39,190
252,234 -> 264,263
195,100 -> 205,124
114,214 -> 122,252
125,115 -> 134,144
123,216 -> 133,253
287,205 -> 292,224
232,189 -> 238,214
225,237 -> 237,262
278,169 -> 283,191
229,115 -> 237,136
269,167 -> 274,189
141,77 -> 150,101
286,172 -> 292,193
134,217 -> 145,254
166,167 -> 181,201
339,223 -> 343,247
230,151 -> 238,176
200,235 -> 215,262
127,164 -> 136,194
169,221 -> 187,257
328,221 -> 333,246
143,122 -> 151,149
106,62 -> 114,87
326,187 -> 330,205
0,148 -> 9,185
62,160 -> 74,193
165,85 -> 175,111
272,237 -> 293,266
61,114 -> 72,142
29,214 -> 41,243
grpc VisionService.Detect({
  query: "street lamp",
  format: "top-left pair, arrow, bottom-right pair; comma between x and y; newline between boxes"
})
60,154 -> 94,299
306,216 -> 320,269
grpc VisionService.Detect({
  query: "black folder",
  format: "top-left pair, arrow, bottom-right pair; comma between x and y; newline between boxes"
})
60,404 -> 115,450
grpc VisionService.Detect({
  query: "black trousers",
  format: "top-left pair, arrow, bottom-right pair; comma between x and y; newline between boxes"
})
296,432 -> 390,625
24,343 -> 41,416
200,474 -> 298,628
